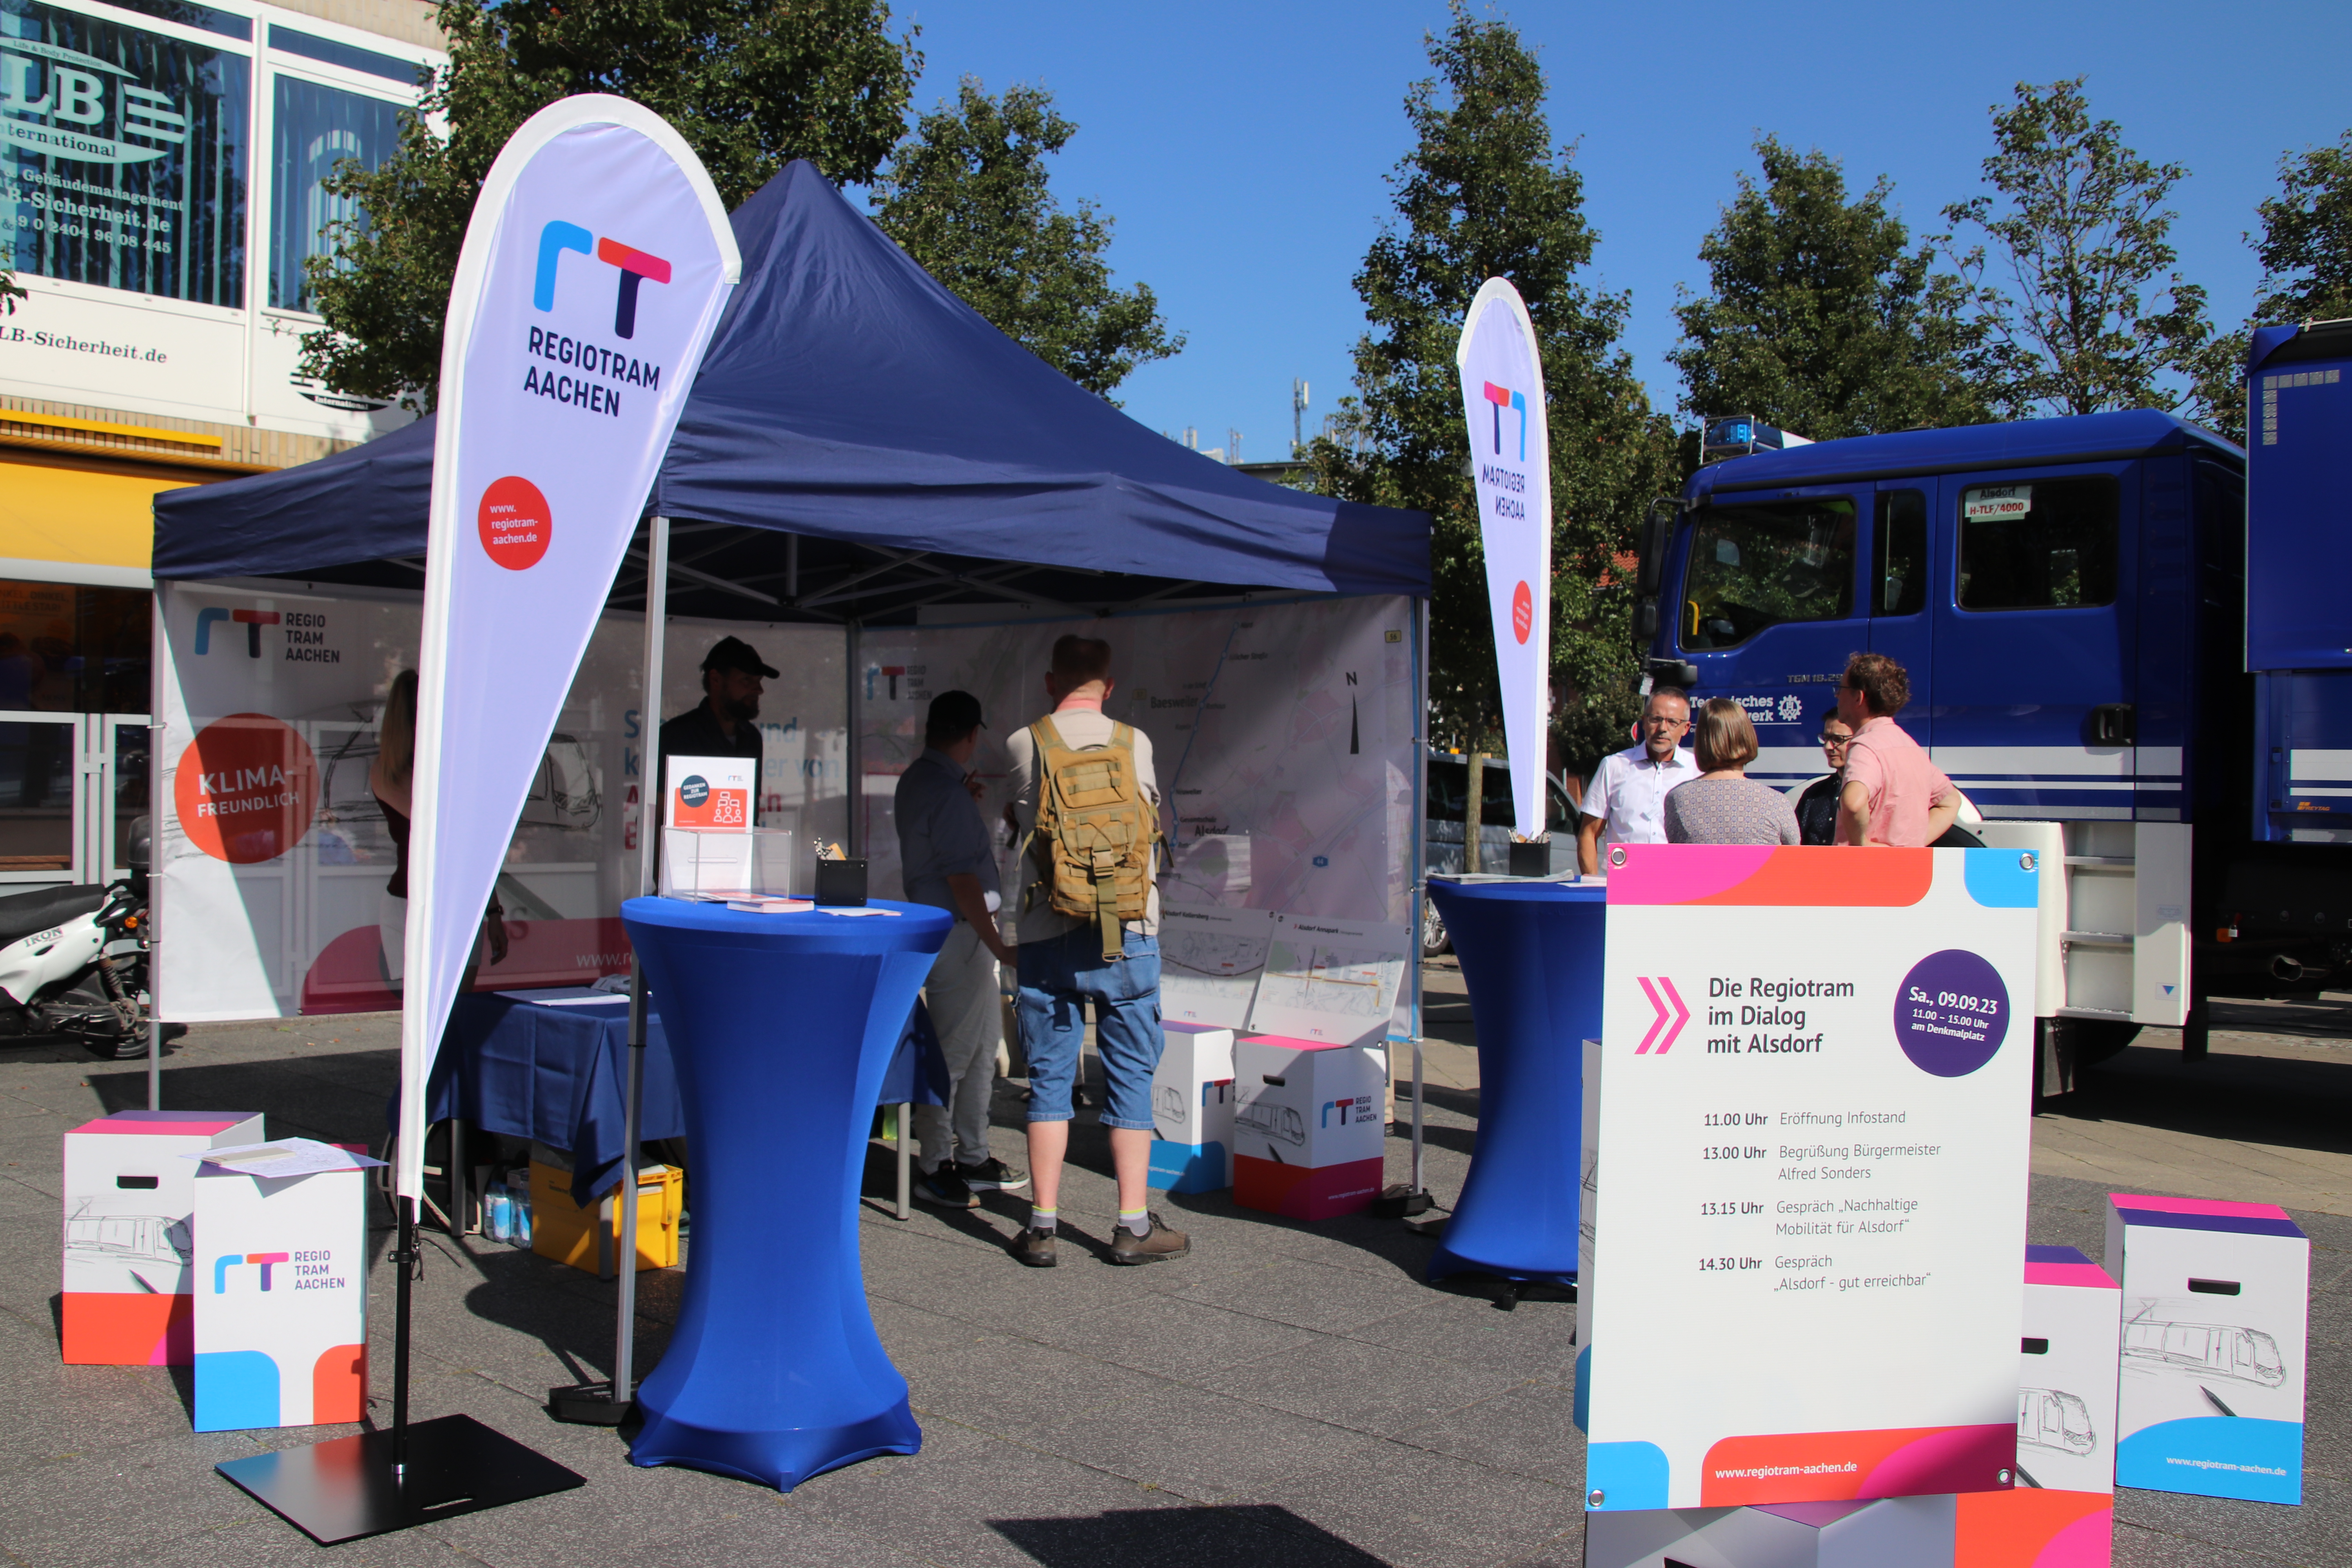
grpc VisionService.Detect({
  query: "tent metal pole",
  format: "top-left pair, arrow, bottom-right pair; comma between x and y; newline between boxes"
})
1412,595 -> 1429,1199
846,621 -> 862,857
614,514 -> 668,1406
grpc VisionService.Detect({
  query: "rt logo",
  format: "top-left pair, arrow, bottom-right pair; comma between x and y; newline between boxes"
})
213,1251 -> 291,1292
1481,380 -> 1528,461
194,607 -> 279,657
534,221 -> 672,339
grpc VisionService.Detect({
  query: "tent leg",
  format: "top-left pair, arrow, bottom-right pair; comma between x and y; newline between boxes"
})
895,1103 -> 911,1221
551,513 -> 665,1428
1411,1036 -> 1425,1195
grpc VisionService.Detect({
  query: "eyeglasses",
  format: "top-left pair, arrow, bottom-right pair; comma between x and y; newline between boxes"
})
1641,715 -> 1690,729
1817,732 -> 1852,746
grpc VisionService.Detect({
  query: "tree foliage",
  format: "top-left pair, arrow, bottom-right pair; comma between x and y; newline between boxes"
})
2194,131 -> 2352,443
1940,78 -> 2213,420
872,79 -> 1181,401
300,0 -> 920,410
1670,137 -> 1988,441
1310,2 -> 1675,771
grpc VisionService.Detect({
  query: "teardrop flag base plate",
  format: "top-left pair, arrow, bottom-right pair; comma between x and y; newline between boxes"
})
213,1413 -> 585,1546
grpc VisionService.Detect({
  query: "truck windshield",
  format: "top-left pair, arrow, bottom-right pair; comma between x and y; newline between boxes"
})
1680,498 -> 1856,650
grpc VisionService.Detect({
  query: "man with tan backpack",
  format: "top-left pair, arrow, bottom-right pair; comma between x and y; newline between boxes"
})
1002,634 -> 1188,1268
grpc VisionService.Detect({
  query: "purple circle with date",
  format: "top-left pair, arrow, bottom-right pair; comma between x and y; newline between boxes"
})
1893,949 -> 2010,1076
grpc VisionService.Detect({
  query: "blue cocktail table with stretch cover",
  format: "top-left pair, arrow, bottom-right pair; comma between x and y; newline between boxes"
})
1423,877 -> 1606,1288
619,895 -> 951,1490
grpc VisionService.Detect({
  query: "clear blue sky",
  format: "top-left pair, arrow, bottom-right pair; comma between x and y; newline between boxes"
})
884,0 -> 2345,457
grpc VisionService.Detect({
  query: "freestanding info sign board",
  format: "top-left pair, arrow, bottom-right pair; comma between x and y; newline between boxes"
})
1582,845 -> 2038,1514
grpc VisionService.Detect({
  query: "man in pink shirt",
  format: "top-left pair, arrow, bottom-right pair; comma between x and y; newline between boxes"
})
1835,652 -> 1959,847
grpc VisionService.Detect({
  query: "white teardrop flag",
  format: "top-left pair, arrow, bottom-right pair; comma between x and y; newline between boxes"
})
1456,278 -> 1553,838
395,96 -> 740,1200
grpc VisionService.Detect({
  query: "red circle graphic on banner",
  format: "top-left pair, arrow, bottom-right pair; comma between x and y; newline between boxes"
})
1511,580 -> 1534,644
174,713 -> 319,864
478,475 -> 552,570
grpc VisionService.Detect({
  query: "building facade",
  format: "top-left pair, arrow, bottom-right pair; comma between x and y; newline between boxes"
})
1,0 -> 439,886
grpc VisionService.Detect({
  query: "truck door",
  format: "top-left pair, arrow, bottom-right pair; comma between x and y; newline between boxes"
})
1867,484 -> 1935,750
1672,485 -> 1869,790
1929,464 -> 2138,817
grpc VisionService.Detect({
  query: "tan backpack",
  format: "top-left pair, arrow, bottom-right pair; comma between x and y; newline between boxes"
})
1022,715 -> 1160,958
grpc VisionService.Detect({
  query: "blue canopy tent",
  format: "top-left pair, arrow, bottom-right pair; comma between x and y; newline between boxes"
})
153,159 -> 1428,618
149,159 -> 1439,1407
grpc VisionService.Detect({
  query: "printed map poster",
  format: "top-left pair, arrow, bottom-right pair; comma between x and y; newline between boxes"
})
1160,902 -> 1274,1027
1248,912 -> 1409,1046
1583,845 -> 2036,1514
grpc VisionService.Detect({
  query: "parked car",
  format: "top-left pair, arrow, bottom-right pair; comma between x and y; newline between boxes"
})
1421,754 -> 1579,955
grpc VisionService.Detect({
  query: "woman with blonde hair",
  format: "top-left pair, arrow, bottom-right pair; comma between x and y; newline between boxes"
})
1662,698 -> 1800,846
369,669 -> 506,989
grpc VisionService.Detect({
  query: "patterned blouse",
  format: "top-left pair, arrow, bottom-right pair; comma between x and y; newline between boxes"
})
1662,776 -> 1802,846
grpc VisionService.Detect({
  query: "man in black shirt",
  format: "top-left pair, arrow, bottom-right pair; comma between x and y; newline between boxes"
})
657,635 -> 775,809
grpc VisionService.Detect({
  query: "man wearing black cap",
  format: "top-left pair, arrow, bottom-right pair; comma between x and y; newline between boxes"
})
895,690 -> 1025,1208
658,636 -> 775,808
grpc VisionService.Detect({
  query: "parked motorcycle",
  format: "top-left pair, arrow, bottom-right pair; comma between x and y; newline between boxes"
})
0,817 -> 172,1060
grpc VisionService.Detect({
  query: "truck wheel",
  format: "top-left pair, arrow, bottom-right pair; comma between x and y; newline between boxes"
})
1421,902 -> 1451,957
2073,1020 -> 2140,1067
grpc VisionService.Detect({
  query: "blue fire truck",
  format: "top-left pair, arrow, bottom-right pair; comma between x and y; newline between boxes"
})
1632,322 -> 2352,1075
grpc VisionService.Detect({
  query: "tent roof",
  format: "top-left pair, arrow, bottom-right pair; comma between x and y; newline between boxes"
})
153,160 -> 1428,618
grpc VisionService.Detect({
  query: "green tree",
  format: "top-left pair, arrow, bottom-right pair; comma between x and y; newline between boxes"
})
2191,131 -> 2352,444
1940,78 -> 2213,419
872,79 -> 1181,400
1670,137 -> 1988,441
301,0 -> 920,410
0,271 -> 21,316
1311,3 -> 1676,771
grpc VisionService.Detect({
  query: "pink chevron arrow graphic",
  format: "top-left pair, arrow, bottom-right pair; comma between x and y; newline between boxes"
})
1653,977 -> 1691,1054
1635,976 -> 1668,1053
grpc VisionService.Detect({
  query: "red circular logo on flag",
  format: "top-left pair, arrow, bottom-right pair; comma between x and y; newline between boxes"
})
1511,580 -> 1534,644
477,476 -> 552,570
173,713 -> 318,864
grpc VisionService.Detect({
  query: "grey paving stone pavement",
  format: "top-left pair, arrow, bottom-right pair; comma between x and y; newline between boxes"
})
0,984 -> 2343,1566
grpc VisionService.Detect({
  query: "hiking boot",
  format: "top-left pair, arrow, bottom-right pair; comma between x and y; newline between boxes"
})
1011,1226 -> 1058,1268
958,1156 -> 1030,1192
913,1165 -> 978,1210
1109,1212 -> 1190,1265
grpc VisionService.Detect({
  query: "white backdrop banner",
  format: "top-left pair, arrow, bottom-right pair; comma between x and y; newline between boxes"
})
153,584 -> 842,1023
1455,278 -> 1552,837
398,96 -> 738,1200
856,596 -> 1417,1042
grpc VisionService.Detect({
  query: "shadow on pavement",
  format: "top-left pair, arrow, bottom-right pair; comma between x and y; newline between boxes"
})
2051,1034 -> 2352,1157
991,1503 -> 1387,1566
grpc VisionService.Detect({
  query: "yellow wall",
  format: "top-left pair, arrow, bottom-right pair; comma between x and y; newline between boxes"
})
0,451 -> 195,573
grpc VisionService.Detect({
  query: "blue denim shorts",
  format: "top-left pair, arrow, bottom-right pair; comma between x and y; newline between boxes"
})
1016,927 -> 1164,1131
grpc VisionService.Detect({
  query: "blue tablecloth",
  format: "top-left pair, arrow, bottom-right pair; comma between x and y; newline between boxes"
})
410,980 -> 951,1207
424,990 -> 683,1204
621,896 -> 952,1491
1424,877 -> 1606,1287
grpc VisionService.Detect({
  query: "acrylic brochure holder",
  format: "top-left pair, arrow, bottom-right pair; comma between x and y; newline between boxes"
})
660,828 -> 796,901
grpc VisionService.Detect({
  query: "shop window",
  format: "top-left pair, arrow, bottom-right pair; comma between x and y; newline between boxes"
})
1958,477 -> 2120,610
1679,497 -> 1857,650
1874,490 -> 1928,616
0,581 -> 152,714
268,75 -> 406,312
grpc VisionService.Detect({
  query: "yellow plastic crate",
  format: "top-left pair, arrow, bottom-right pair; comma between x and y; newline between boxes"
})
529,1160 -> 682,1274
